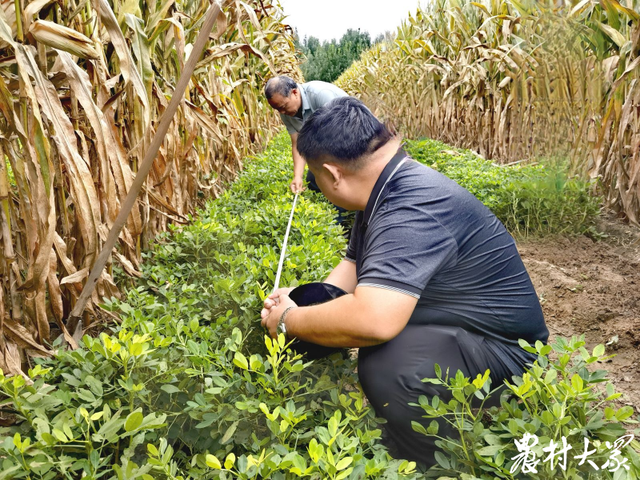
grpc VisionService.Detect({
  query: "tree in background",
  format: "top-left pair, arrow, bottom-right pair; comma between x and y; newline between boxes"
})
296,29 -> 372,83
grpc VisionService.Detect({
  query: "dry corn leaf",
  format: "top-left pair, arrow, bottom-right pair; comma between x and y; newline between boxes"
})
60,268 -> 90,285
94,0 -> 150,124
29,20 -> 99,59
3,318 -> 52,357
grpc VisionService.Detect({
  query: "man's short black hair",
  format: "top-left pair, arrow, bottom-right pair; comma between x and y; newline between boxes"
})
264,76 -> 298,100
297,97 -> 393,169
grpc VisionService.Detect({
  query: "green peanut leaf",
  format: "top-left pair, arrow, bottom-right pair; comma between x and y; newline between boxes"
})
124,411 -> 143,432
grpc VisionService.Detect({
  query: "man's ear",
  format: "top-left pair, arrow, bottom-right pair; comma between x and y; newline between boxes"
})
323,163 -> 342,187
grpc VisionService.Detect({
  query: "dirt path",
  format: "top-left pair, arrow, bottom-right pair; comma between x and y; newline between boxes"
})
517,213 -> 640,412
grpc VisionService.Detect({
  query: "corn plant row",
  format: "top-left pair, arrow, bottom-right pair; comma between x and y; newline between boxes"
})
0,0 -> 299,374
337,0 -> 640,226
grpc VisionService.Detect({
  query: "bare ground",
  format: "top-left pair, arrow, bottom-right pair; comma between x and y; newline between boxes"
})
517,212 -> 640,412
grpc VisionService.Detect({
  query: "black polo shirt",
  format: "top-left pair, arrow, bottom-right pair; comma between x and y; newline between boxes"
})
346,148 -> 548,374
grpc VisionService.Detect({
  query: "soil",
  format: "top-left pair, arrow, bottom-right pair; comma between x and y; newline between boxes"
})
517,212 -> 640,413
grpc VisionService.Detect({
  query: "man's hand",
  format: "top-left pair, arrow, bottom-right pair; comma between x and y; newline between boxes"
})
262,287 -> 295,312
261,288 -> 297,338
290,177 -> 306,194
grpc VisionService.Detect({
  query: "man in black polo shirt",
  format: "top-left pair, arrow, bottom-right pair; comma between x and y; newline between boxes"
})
260,97 -> 548,466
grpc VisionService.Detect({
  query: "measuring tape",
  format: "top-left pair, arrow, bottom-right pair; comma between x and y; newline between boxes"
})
273,192 -> 299,293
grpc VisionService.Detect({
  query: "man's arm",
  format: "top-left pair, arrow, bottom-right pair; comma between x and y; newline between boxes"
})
290,133 -> 306,193
261,286 -> 418,348
324,259 -> 358,293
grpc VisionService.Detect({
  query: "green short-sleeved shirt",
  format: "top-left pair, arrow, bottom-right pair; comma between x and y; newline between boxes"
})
280,81 -> 348,134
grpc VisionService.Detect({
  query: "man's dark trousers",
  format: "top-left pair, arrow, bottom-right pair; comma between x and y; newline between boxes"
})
358,324 -> 519,468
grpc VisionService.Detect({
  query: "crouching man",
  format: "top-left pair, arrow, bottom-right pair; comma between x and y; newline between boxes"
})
261,97 -> 548,467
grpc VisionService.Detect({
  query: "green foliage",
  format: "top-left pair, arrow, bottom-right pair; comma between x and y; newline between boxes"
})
0,132 -> 614,478
298,30 -> 373,83
412,336 -> 640,479
0,133 -> 418,479
406,139 -> 602,237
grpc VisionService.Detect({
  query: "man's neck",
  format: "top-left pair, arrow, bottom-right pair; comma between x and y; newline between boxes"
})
347,138 -> 403,211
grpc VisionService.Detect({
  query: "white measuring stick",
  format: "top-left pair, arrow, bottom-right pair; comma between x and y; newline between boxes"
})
273,192 -> 299,293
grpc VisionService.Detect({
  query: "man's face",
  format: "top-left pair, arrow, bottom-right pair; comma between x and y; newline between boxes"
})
268,89 -> 301,117
308,162 -> 356,211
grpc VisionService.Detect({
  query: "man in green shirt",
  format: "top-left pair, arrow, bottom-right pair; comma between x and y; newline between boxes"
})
265,75 -> 348,193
